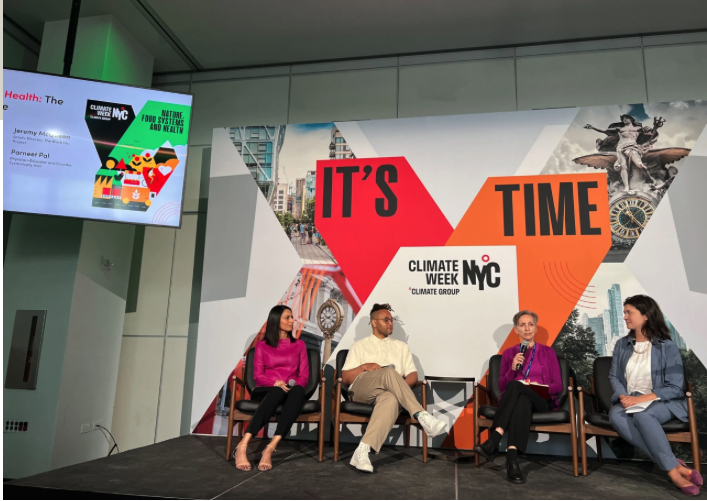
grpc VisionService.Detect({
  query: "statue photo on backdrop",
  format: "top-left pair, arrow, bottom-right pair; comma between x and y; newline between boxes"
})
540,101 -> 707,262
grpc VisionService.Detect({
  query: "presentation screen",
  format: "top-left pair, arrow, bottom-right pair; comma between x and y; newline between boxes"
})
3,69 -> 193,228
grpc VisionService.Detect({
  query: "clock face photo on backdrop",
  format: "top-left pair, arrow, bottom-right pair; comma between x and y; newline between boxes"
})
609,194 -> 656,240
317,298 -> 343,336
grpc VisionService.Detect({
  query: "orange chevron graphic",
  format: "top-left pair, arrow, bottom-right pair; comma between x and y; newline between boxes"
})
444,173 -> 611,449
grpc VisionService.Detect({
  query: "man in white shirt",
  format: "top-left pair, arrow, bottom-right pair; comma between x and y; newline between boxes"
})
342,303 -> 447,473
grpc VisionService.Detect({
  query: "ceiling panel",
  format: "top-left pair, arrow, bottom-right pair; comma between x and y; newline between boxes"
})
4,0 -> 190,73
5,0 -> 707,74
146,0 -> 707,70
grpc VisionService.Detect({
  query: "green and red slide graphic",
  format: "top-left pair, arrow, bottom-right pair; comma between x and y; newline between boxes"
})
85,99 -> 191,212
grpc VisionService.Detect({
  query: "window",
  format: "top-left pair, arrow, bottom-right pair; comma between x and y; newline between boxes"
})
335,137 -> 345,144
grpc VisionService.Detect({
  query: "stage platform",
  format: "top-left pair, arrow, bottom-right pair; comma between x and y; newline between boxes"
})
4,435 -> 693,499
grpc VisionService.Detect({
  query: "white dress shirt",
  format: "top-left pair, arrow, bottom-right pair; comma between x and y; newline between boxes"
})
342,334 -> 418,387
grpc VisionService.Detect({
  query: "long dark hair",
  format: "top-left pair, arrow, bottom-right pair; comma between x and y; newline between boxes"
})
623,295 -> 671,342
263,305 -> 295,348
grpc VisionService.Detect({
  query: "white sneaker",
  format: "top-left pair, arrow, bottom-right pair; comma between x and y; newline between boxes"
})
416,410 -> 447,437
350,442 -> 374,473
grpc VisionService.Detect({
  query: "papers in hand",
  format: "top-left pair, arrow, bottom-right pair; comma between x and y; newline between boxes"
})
625,400 -> 653,414
520,380 -> 550,400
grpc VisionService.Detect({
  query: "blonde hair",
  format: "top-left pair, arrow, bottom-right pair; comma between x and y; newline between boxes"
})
513,310 -> 538,326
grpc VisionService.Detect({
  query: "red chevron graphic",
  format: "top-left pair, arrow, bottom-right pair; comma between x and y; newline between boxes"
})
315,157 -> 453,304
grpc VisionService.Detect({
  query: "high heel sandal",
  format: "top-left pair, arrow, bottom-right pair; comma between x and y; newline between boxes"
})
233,444 -> 252,471
258,445 -> 277,471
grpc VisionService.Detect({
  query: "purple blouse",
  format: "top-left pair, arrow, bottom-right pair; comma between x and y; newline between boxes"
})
254,339 -> 309,388
498,342 -> 563,410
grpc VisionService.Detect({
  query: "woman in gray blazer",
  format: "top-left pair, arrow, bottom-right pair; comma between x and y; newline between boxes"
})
609,295 -> 701,496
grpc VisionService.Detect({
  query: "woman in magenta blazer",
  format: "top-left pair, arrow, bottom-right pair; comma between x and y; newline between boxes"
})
233,305 -> 309,472
474,310 -> 563,484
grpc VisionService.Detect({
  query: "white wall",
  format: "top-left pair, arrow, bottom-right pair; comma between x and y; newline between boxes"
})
111,217 -> 198,451
51,221 -> 135,469
3,216 -> 83,479
108,31 -> 707,454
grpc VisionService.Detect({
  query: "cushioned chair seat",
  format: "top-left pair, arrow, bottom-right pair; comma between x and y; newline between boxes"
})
585,411 -> 689,432
479,405 -> 570,424
235,399 -> 321,415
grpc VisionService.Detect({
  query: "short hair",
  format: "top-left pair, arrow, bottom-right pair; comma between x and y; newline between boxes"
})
513,310 -> 538,326
370,303 -> 393,318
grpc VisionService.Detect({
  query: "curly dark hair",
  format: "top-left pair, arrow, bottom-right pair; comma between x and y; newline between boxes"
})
369,303 -> 393,317
623,295 -> 671,342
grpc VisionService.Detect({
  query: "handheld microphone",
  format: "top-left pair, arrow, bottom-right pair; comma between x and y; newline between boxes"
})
516,340 -> 529,371
288,379 -> 296,387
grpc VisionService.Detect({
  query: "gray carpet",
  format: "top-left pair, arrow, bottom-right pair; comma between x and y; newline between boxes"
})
5,435 -> 698,499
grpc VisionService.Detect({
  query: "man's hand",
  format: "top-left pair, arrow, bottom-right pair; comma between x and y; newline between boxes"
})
512,353 -> 525,370
361,363 -> 382,372
274,380 -> 290,392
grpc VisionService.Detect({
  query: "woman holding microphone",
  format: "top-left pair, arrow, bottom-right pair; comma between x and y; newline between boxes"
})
474,310 -> 563,484
233,305 -> 309,472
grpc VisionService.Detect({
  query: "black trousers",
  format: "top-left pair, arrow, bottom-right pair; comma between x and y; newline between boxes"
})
246,385 -> 306,438
491,380 -> 550,452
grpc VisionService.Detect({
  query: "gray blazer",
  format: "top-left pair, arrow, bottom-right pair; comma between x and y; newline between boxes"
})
609,335 -> 688,422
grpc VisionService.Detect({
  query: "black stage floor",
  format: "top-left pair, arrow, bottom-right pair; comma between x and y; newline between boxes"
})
4,435 -> 698,499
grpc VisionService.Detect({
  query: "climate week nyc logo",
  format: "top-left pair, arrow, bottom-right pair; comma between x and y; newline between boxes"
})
408,256 -> 501,296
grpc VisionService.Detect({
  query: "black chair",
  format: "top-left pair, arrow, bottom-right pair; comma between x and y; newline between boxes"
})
578,356 -> 700,475
225,347 -> 325,462
331,349 -> 429,462
474,353 -> 579,476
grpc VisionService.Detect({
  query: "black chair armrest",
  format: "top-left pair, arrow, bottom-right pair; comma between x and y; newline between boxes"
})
232,375 -> 246,387
412,380 -> 427,389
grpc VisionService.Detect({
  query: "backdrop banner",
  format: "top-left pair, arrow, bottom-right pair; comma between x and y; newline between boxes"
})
193,101 -> 707,457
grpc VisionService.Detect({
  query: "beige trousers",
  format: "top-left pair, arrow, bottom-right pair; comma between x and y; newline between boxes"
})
349,367 -> 424,453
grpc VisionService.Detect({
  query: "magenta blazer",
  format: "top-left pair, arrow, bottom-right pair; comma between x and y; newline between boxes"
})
498,343 -> 563,410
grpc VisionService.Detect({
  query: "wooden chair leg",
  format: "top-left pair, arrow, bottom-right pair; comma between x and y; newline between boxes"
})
475,431 -> 481,467
334,422 -> 341,462
568,379 -> 579,477
692,436 -> 701,475
473,383 -> 480,467
318,414 -> 325,462
595,435 -> 603,463
687,387 -> 701,474
405,424 -> 411,448
226,418 -> 234,461
578,388 -> 588,476
225,377 -> 237,461
238,421 -> 243,440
